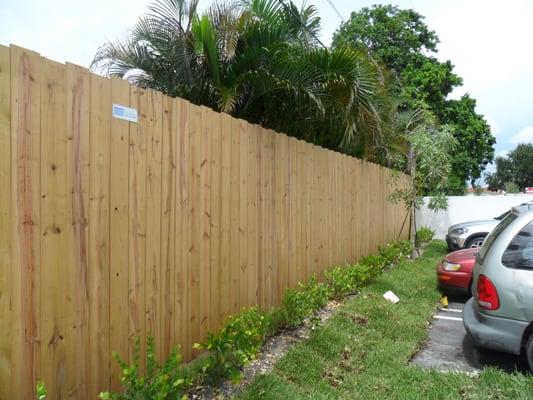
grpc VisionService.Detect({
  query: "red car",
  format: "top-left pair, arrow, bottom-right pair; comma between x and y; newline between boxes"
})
436,248 -> 478,296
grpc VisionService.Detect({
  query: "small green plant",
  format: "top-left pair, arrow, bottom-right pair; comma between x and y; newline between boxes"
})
325,265 -> 361,299
99,337 -> 190,400
325,266 -> 354,299
280,276 -> 330,328
200,307 -> 267,383
36,380 -> 47,400
359,254 -> 386,272
415,226 -> 435,246
392,240 -> 414,258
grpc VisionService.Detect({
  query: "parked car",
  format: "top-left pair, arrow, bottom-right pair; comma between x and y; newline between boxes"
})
436,248 -> 478,296
463,203 -> 533,371
446,210 -> 509,251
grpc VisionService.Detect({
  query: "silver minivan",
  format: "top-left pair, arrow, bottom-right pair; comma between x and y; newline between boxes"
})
463,203 -> 533,371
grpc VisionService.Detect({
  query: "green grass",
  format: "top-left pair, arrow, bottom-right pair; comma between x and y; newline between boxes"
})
239,241 -> 533,400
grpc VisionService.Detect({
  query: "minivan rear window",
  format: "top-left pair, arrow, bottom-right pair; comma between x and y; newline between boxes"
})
478,213 -> 517,264
502,221 -> 533,269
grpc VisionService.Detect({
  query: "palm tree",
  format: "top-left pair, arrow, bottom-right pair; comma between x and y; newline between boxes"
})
92,0 -> 392,155
387,107 -> 456,250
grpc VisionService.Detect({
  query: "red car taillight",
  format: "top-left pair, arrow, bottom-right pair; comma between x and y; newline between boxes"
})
477,274 -> 500,310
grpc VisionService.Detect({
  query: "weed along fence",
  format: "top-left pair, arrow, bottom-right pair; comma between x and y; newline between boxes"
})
0,45 -> 409,399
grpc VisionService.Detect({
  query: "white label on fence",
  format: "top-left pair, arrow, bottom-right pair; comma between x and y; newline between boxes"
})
112,104 -> 138,123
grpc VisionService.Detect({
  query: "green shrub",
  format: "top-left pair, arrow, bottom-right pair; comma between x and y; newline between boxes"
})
263,307 -> 287,336
392,240 -> 414,257
378,244 -> 401,266
359,254 -> 386,271
201,307 -> 267,383
280,276 -> 330,328
415,227 -> 435,246
99,337 -> 190,400
378,240 -> 413,265
325,266 -> 354,299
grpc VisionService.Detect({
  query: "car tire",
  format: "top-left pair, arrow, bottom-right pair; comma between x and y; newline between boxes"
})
526,333 -> 533,372
465,235 -> 486,249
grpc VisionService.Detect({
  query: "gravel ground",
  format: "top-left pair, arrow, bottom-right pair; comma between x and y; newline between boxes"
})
189,296 -> 355,399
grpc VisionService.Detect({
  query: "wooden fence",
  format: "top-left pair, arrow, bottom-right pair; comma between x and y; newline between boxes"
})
0,45 -> 409,399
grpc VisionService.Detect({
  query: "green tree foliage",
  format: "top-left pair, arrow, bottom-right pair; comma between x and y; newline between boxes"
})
332,5 -> 495,192
441,95 -> 495,192
485,143 -> 533,191
388,109 -> 456,247
92,0 -> 393,157
332,5 -> 439,74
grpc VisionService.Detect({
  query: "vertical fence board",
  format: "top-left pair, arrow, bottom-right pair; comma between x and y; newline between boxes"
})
187,103 -> 201,356
247,124 -> 258,307
66,62 -> 91,399
268,130 -> 277,309
176,98 -> 190,359
210,111 -> 222,330
88,73 -> 111,397
109,77 -> 130,389
274,133 -> 288,302
160,95 -> 176,358
10,46 -> 42,400
145,89 -> 163,357
259,128 -> 272,310
295,140 -> 304,284
349,158 -> 356,261
317,147 -> 325,278
40,58 -> 69,398
300,141 -> 310,280
0,45 -> 11,400
229,117 -> 240,314
257,127 -> 264,310
238,120 -> 248,308
219,113 -> 232,317
128,85 -> 147,368
288,138 -> 297,288
310,146 -> 319,277
199,106 -> 212,339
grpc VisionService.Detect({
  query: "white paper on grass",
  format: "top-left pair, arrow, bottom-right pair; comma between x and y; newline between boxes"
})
383,290 -> 400,304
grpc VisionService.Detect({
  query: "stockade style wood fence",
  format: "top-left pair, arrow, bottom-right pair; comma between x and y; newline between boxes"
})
0,45 -> 409,399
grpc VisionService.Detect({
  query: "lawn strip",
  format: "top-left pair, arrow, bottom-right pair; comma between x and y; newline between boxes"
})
239,241 -> 533,399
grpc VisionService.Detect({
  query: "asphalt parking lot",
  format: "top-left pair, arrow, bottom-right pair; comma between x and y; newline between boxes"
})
411,296 -> 529,374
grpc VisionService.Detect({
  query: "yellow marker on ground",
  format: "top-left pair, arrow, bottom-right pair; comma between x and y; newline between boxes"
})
441,296 -> 448,307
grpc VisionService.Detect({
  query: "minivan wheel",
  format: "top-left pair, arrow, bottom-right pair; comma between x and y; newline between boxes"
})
526,334 -> 533,372
466,235 -> 486,248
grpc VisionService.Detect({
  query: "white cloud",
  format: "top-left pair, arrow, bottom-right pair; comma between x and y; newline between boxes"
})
510,126 -> 533,145
485,116 -> 500,137
0,0 -> 148,67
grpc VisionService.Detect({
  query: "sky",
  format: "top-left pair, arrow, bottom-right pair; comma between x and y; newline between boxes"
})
2,0 -> 533,174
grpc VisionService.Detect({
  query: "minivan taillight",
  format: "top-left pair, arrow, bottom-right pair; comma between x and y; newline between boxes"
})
477,274 -> 500,310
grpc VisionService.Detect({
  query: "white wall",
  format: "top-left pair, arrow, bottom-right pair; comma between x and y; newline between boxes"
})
416,195 -> 533,239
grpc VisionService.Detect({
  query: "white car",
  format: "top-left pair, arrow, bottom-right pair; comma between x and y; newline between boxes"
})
446,211 -> 509,250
